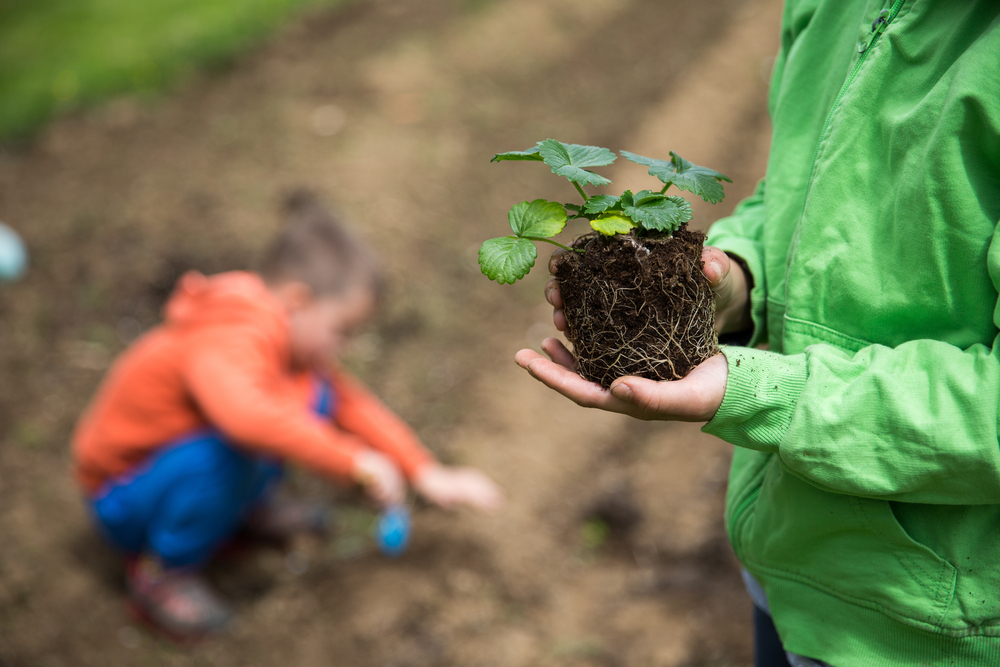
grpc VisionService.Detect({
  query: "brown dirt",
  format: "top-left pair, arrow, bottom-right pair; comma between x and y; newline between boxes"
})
556,227 -> 718,388
0,0 -> 782,665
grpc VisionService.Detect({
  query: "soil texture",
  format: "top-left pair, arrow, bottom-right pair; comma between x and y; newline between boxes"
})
556,226 -> 718,388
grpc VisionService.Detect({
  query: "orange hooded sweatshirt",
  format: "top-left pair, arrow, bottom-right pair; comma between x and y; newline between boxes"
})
72,271 -> 434,495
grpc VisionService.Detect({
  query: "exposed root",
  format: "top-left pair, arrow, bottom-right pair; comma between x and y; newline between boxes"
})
555,227 -> 719,388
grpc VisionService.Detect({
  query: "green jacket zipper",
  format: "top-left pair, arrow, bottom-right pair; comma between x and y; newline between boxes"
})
783,0 -> 906,303
817,0 -> 906,178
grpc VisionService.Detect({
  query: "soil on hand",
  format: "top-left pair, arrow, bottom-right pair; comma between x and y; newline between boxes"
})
556,226 -> 719,388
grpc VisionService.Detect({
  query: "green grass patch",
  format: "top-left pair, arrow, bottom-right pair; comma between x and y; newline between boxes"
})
0,0 -> 350,142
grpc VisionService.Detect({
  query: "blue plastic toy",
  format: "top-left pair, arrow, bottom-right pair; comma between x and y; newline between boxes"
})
374,504 -> 411,557
0,222 -> 27,282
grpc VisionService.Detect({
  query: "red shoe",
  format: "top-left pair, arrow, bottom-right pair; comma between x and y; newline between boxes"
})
126,555 -> 232,641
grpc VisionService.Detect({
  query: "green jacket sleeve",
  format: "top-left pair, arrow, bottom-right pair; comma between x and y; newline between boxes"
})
702,2 -> 1000,507
704,292 -> 1000,506
701,0 -> 1000,506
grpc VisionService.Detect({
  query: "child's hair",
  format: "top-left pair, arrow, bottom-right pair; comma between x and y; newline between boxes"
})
260,191 -> 384,300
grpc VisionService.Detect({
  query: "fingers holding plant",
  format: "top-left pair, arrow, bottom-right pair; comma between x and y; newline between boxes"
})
514,347 -> 727,422
544,277 -> 566,332
540,336 -> 576,371
701,246 -> 752,335
606,353 -> 728,421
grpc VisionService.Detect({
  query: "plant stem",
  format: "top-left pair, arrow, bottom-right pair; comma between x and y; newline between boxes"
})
573,182 -> 590,202
524,236 -> 584,253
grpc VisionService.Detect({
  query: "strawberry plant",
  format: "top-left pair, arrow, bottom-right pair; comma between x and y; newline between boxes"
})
480,139 -> 731,386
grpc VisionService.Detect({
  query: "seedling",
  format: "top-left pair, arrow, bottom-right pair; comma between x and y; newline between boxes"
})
478,138 -> 730,284
480,139 -> 731,387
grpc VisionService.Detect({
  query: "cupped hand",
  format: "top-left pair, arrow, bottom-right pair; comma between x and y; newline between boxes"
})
412,464 -> 505,513
544,246 -> 750,336
514,338 -> 728,422
352,450 -> 407,508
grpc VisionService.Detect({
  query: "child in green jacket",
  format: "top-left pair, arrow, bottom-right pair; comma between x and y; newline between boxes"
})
518,2 -> 1000,666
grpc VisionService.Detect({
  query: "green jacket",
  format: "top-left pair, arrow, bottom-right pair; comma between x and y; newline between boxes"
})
703,1 -> 1000,664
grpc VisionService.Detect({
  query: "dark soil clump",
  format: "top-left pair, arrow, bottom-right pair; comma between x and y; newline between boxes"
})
555,225 -> 719,388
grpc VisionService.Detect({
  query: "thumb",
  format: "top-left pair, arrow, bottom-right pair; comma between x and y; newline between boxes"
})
701,246 -> 732,291
608,376 -> 667,419
608,364 -> 724,423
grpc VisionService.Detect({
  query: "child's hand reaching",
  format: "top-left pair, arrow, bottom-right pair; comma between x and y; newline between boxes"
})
412,464 -> 505,513
352,450 -> 406,507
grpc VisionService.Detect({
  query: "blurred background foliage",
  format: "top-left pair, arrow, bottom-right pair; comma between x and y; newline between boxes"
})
0,0 -> 351,142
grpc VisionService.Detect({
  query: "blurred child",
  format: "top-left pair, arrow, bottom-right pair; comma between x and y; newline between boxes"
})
71,193 -> 503,639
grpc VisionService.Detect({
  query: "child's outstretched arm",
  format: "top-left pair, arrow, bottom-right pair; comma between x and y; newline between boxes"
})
184,328 -> 381,483
331,369 -> 436,479
332,368 -> 504,513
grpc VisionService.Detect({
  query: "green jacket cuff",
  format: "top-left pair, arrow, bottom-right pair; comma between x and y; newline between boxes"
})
702,346 -> 809,452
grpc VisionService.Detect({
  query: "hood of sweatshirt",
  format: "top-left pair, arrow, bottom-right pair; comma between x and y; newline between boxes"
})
163,271 -> 289,341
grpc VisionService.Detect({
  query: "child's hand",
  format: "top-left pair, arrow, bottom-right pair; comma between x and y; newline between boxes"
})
544,250 -> 570,334
700,246 -> 752,335
412,464 -> 505,513
351,451 -> 406,507
544,246 -> 751,336
515,344 -> 728,422
526,245 -> 740,421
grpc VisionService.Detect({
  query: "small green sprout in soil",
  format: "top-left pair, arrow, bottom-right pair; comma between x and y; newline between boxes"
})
478,138 -> 730,284
479,139 -> 731,387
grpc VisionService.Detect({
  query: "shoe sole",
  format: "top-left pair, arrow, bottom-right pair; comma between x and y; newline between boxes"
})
126,599 -> 227,646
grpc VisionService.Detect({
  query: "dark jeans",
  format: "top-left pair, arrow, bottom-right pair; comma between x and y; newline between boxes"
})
754,604 -> 793,667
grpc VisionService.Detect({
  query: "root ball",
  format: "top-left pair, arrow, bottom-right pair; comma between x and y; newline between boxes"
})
554,227 -> 719,388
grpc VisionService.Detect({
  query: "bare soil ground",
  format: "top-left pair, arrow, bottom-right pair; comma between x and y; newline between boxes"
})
0,0 -> 781,664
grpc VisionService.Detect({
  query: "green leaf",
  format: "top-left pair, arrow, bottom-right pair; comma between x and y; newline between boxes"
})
537,138 -> 615,187
491,146 -> 543,162
479,237 -> 537,284
631,189 -> 663,206
590,213 -> 635,236
583,195 -> 621,215
621,150 -> 731,203
507,199 -> 567,238
624,195 -> 693,233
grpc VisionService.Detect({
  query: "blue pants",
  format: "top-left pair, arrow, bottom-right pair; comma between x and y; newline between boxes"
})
90,430 -> 283,567
89,378 -> 336,568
